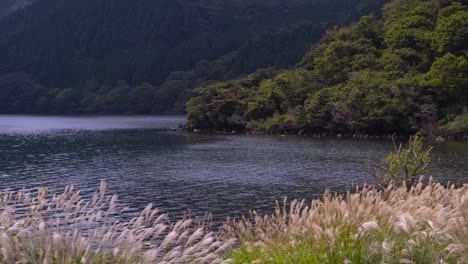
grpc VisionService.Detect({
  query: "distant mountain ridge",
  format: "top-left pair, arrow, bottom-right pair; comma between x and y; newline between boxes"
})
0,0 -> 386,114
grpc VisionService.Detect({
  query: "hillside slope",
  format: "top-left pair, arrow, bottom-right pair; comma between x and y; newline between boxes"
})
187,0 -> 468,137
0,0 -> 385,113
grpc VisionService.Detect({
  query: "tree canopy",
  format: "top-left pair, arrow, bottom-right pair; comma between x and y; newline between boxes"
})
187,0 -> 468,137
0,0 -> 384,114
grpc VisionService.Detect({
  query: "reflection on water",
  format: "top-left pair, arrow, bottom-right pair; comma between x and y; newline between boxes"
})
1,115 -> 467,224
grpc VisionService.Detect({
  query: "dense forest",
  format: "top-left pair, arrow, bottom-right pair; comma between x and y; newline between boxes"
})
187,0 -> 468,137
0,0 -> 385,114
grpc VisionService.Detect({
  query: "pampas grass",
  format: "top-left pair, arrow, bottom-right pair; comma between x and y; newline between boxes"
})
1,178 -> 467,263
223,177 -> 468,263
0,181 -> 235,264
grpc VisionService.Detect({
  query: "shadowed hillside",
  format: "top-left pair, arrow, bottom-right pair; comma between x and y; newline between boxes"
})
0,0 -> 385,113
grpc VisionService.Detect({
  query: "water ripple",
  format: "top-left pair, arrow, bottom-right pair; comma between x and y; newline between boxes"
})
0,116 -> 467,225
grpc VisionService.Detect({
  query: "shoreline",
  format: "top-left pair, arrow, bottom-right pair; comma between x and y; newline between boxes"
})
172,126 -> 468,143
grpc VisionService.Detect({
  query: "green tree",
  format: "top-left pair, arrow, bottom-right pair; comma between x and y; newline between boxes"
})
423,53 -> 468,106
432,8 -> 468,54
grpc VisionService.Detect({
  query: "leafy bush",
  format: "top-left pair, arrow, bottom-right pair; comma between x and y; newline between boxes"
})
370,136 -> 432,189
441,110 -> 468,136
262,115 -> 295,134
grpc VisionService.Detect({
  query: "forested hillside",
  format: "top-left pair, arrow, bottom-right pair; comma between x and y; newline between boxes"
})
187,0 -> 468,137
0,0 -> 384,114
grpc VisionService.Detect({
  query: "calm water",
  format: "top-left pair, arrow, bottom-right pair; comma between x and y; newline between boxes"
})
1,115 -> 467,224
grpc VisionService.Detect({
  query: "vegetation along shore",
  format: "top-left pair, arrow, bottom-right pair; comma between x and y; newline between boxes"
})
187,0 -> 468,140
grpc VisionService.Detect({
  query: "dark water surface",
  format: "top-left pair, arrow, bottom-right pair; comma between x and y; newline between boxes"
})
1,115 -> 467,224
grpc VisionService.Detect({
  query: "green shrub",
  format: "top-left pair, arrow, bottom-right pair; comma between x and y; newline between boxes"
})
370,136 -> 432,189
441,110 -> 468,136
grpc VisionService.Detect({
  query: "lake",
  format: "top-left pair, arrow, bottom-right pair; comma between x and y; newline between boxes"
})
1,115 -> 467,224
